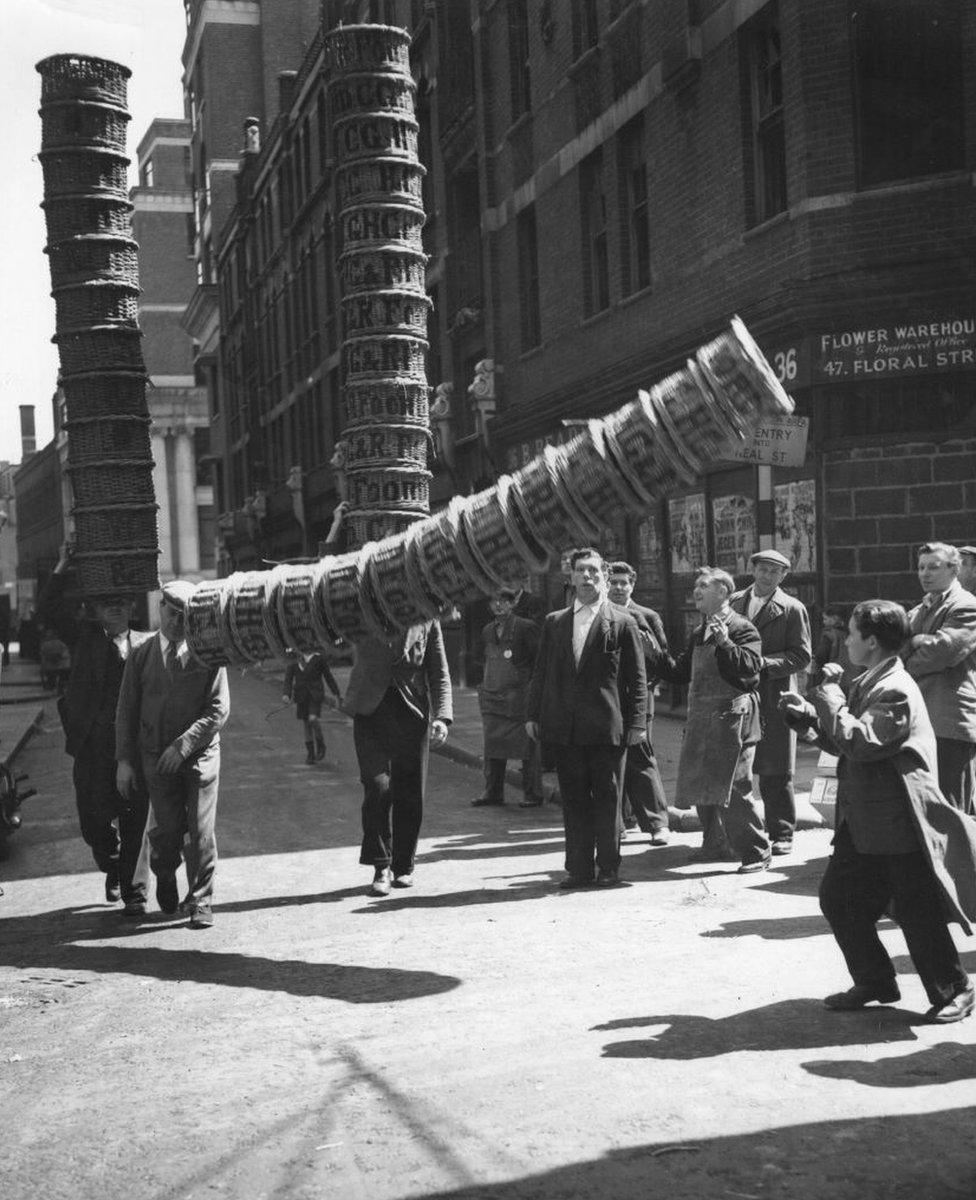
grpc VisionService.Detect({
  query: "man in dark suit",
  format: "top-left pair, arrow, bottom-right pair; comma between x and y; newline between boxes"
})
730,549 -> 811,857
526,548 -> 647,888
608,561 -> 670,846
116,580 -> 230,929
343,622 -> 452,897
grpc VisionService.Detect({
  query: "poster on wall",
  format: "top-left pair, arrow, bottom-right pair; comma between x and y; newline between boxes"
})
637,513 -> 663,581
712,494 -> 757,576
774,479 -> 817,573
668,494 -> 706,574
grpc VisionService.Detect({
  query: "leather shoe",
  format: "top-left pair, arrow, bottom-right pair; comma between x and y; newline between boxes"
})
558,876 -> 593,890
595,870 -> 620,888
824,983 -> 900,1010
737,857 -> 771,874
369,868 -> 392,897
105,870 -> 121,904
471,796 -> 505,807
122,901 -> 146,919
927,985 -> 975,1024
189,902 -> 214,929
771,840 -> 793,856
391,873 -> 414,888
650,832 -> 669,847
155,872 -> 179,914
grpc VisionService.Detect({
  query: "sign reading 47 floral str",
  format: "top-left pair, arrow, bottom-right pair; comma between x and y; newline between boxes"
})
814,315 -> 976,380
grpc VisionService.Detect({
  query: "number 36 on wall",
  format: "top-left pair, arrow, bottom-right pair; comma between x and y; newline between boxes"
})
766,342 -> 809,389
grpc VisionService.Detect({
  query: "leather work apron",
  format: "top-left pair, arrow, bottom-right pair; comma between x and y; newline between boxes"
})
674,640 -> 751,809
478,636 -> 531,761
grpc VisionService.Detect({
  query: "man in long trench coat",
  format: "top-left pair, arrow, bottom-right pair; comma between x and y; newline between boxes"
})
730,549 -> 811,856
782,599 -> 975,1023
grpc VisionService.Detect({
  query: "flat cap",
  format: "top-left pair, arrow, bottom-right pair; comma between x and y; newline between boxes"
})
750,549 -> 791,569
160,579 -> 196,610
959,546 -> 976,557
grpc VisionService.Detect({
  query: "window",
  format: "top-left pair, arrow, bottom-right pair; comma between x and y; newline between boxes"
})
507,0 -> 531,122
302,117 -> 313,200
140,159 -> 154,188
741,4 -> 787,226
853,0 -> 963,188
579,150 -> 609,316
516,205 -> 541,349
571,0 -> 599,60
617,116 -> 650,295
317,90 -> 329,172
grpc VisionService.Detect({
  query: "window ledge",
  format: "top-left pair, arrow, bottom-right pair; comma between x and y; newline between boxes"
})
504,110 -> 532,143
518,342 -> 546,363
616,283 -> 654,310
567,45 -> 599,78
579,305 -> 614,330
742,208 -> 791,242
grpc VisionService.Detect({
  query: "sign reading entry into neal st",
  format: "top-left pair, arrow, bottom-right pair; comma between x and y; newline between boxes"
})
724,413 -> 810,467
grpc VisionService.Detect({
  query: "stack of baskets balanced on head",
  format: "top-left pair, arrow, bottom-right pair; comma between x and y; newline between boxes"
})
36,54 -> 158,597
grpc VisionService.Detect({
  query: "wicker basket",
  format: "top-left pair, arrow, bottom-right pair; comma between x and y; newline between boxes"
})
40,99 -> 130,151
339,247 -> 427,296
497,476 -> 552,572
695,317 -> 794,428
55,326 -> 145,375
319,551 -> 373,644
42,196 -> 133,242
603,395 -> 689,500
337,158 -> 425,210
40,147 -> 130,198
355,547 -> 401,638
344,422 -> 428,470
73,503 -> 157,551
365,532 -> 440,626
74,549 -> 159,597
342,290 -> 430,339
37,54 -> 130,107
67,458 -> 155,507
53,280 -> 140,329
461,479 -> 550,584
331,72 -> 416,119
343,378 -> 429,427
66,414 -> 152,465
512,448 -> 595,552
645,379 -> 704,478
345,508 -> 425,549
325,24 -> 411,77
228,572 -> 290,663
641,388 -> 699,486
417,499 -> 496,602
45,235 -> 139,288
61,370 -> 149,419
343,334 -> 426,380
347,465 -> 430,512
185,579 -> 249,668
340,203 -> 425,250
333,113 -> 419,163
559,423 -> 650,526
544,443 -> 605,543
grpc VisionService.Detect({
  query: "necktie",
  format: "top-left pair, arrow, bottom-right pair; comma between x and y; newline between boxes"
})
166,642 -> 177,672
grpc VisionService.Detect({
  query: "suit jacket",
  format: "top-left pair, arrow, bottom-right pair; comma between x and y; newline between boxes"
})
730,585 -> 811,773
59,626 -> 153,757
651,610 -> 763,745
903,579 -> 976,742
806,656 -> 976,932
479,613 -> 540,673
526,600 -> 646,746
342,621 -> 453,724
116,635 -> 230,764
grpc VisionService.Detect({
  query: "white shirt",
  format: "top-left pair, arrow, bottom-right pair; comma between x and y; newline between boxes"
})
111,630 -> 130,660
747,588 -> 769,621
159,632 -> 190,668
573,600 -> 600,664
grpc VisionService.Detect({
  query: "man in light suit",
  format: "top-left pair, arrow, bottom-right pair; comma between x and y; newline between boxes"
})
730,549 -> 811,856
607,561 -> 670,846
904,542 -> 976,814
344,622 -> 452,897
526,548 -> 647,888
116,580 -> 230,928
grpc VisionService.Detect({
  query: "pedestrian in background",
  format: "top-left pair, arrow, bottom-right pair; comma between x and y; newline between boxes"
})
526,548 -> 646,889
344,623 -> 452,897
607,561 -> 670,846
809,605 -> 853,690
958,545 -> 976,595
472,586 -> 542,809
903,542 -> 976,815
116,580 -> 230,928
283,649 -> 342,763
653,567 -> 770,873
730,549 -> 812,857
781,599 -> 976,1023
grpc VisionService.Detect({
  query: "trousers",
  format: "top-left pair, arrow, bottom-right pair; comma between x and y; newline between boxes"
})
553,743 -> 627,880
819,825 -> 969,1008
142,745 -> 220,905
696,744 -> 770,865
483,744 -> 543,802
935,736 -> 976,816
73,730 -> 149,904
355,689 -> 429,876
758,772 -> 796,842
622,736 -> 668,833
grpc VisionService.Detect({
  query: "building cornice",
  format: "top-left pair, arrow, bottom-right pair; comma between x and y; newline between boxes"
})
131,189 -> 193,212
182,1 -> 260,83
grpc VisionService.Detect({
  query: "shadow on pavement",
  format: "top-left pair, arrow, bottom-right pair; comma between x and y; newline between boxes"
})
350,878 -> 556,913
410,1108 -> 976,1199
592,998 -> 919,1058
0,905 -> 460,1003
701,914 -> 829,940
803,1042 -> 976,1088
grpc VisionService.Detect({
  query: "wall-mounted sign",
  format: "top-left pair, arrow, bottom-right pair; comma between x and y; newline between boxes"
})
725,414 -> 809,467
814,315 -> 976,381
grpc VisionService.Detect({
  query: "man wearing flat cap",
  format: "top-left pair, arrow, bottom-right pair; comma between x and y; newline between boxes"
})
958,547 -> 976,595
116,580 -> 230,928
730,549 -> 811,856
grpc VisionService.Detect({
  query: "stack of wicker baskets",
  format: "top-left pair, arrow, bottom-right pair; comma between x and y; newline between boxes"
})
325,23 -> 432,549
36,54 -> 158,598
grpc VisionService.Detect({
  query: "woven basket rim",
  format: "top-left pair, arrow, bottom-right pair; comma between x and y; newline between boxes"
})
341,288 -> 431,305
53,325 -> 142,342
39,97 -> 131,116
41,195 -> 133,211
73,549 -> 160,561
65,413 -> 150,428
73,501 -> 158,513
38,145 -> 130,163
337,155 -> 426,173
36,53 -> 132,77
65,457 -> 153,472
52,279 -> 141,296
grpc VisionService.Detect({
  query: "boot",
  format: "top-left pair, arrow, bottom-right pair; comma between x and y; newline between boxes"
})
314,727 -> 326,761
304,741 -> 316,765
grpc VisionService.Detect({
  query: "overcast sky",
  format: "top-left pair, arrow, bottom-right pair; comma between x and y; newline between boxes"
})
0,0 -> 187,467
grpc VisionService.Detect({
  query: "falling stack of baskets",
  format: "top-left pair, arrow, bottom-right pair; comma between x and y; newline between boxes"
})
325,23 -> 432,549
36,53 -> 158,598
183,317 -> 796,668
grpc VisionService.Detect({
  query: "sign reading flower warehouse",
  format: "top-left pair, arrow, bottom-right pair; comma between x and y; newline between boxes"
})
815,315 -> 976,380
